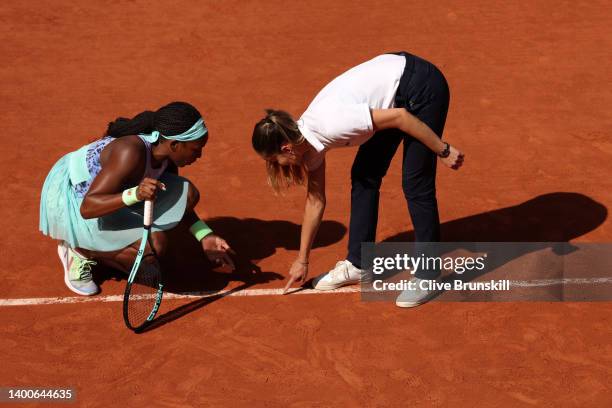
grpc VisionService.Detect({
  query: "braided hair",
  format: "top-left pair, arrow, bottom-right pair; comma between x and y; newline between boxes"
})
106,102 -> 202,140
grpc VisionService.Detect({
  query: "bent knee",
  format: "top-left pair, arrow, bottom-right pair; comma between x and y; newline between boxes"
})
186,182 -> 200,211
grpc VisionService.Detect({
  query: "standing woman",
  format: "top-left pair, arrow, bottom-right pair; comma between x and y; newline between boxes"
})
252,52 -> 463,307
40,101 -> 234,296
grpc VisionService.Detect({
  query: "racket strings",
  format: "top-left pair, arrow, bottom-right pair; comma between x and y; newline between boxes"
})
126,256 -> 162,328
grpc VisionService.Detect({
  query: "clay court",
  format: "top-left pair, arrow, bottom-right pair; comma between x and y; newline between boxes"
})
1,0 -> 611,406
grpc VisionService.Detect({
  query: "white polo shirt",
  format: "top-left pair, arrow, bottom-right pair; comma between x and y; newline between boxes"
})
298,54 -> 406,170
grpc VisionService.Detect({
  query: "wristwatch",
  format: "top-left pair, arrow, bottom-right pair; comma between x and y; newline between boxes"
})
438,142 -> 451,158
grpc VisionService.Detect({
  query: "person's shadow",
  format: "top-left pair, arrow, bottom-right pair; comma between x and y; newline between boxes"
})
99,192 -> 607,330
378,192 -> 608,301
96,218 -> 346,332
386,192 -> 606,243
162,217 -> 347,292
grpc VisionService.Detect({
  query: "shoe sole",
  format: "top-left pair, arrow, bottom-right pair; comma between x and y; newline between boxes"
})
58,244 -> 98,297
312,278 -> 361,291
395,300 -> 425,308
395,291 -> 439,308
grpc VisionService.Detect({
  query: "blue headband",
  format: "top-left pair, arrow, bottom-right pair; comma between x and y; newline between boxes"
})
139,118 -> 207,143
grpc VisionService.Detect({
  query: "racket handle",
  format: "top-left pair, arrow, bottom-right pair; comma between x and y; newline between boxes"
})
144,200 -> 154,227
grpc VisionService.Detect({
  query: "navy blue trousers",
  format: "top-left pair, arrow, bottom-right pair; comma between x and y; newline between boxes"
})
346,52 -> 450,278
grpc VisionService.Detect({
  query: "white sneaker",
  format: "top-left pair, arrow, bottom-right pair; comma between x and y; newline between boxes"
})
312,260 -> 370,291
395,277 -> 441,308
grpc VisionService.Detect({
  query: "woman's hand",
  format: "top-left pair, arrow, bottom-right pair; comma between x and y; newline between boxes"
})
136,177 -> 166,201
440,145 -> 464,170
282,259 -> 309,294
202,234 -> 235,270
371,109 -> 465,171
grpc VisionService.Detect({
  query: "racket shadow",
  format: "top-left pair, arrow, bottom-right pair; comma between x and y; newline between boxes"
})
136,252 -> 283,333
137,260 -> 284,333
95,217 -> 346,330
93,217 -> 346,292
135,282 -> 248,334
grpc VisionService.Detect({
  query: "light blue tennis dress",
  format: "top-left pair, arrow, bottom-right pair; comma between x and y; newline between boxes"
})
39,136 -> 189,252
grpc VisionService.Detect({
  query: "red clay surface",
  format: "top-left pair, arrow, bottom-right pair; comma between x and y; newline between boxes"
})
1,0 -> 611,406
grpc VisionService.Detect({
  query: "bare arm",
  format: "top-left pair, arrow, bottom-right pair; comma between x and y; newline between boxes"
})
163,151 -> 235,269
283,159 -> 326,293
80,138 -> 163,219
299,159 -> 327,262
371,108 -> 464,169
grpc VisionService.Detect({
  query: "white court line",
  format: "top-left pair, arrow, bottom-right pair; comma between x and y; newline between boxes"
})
0,286 -> 361,307
0,278 -> 610,307
508,277 -> 612,287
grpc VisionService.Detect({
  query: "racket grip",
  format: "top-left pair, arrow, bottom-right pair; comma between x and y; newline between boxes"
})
144,200 -> 154,227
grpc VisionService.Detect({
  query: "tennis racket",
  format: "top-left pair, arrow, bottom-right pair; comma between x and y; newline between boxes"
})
123,200 -> 164,331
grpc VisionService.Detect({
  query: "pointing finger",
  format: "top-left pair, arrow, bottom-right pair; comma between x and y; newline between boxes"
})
282,275 -> 297,295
